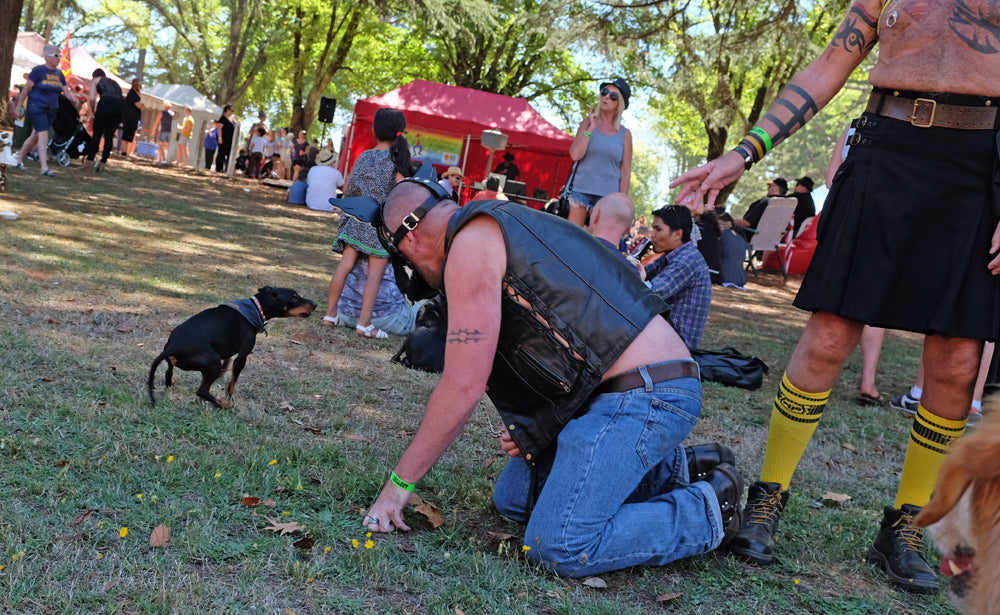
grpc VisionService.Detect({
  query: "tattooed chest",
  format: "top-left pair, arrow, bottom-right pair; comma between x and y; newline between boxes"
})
880,0 -> 1000,54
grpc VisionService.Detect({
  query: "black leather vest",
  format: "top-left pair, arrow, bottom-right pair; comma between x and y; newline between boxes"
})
443,200 -> 666,462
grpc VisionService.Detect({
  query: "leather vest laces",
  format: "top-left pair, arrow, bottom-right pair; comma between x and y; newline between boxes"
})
443,200 -> 665,462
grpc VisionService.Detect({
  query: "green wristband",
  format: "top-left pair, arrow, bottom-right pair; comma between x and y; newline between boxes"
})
749,127 -> 773,153
583,131 -> 592,137
390,471 -> 416,492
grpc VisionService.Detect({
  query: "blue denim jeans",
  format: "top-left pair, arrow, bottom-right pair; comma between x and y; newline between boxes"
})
493,362 -> 723,577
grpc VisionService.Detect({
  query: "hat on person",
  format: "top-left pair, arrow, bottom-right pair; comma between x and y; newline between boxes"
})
444,166 -> 463,179
317,149 -> 336,165
766,177 -> 788,192
795,176 -> 815,191
43,44 -> 60,58
599,78 -> 631,109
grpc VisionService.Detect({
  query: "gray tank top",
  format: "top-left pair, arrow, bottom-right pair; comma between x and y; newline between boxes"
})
570,126 -> 625,197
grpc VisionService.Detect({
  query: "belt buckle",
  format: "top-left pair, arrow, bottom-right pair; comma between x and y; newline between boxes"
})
910,98 -> 936,128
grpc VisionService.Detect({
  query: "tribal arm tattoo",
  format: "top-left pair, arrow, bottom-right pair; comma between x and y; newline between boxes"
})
831,5 -> 878,54
447,329 -> 486,344
950,0 -> 1000,53
761,84 -> 820,146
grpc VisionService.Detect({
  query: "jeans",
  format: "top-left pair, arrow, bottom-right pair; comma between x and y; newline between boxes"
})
335,300 -> 422,336
493,364 -> 723,577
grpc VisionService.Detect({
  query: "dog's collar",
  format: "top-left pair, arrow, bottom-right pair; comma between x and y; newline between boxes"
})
223,297 -> 268,334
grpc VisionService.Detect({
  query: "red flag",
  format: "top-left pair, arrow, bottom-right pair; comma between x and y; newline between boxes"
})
58,32 -> 72,80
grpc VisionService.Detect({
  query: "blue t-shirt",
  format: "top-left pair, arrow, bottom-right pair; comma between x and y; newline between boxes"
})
27,65 -> 66,109
288,180 -> 307,205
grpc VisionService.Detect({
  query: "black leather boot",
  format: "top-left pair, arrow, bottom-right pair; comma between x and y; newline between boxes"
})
728,481 -> 788,565
685,443 -> 736,481
866,504 -> 939,594
706,463 -> 744,549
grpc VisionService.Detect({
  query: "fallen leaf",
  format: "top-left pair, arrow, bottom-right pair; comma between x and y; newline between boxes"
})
103,581 -> 115,591
545,590 -> 561,598
149,525 -> 171,547
241,496 -> 261,507
262,519 -> 306,535
283,610 -> 297,615
408,493 -> 444,528
48,318 -> 60,325
487,531 -> 518,542
400,541 -> 417,553
53,459 -> 69,467
656,592 -> 683,602
821,492 -> 852,504
830,525 -> 842,534
40,377 -> 55,382
290,339 -> 304,345
72,508 -> 96,528
261,498 -> 277,508
841,442 -> 857,453
81,308 -> 93,315
303,427 -> 322,435
292,536 -> 315,550
116,326 -> 133,333
582,577 -> 607,589
485,457 -> 496,469
278,401 -> 295,411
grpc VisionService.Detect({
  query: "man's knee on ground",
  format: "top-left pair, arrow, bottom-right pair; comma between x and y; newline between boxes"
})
524,537 -> 592,578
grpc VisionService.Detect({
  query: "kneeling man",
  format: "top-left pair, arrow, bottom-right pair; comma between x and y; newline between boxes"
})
353,170 -> 740,577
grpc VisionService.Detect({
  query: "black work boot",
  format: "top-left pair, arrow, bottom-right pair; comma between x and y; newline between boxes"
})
728,481 -> 788,565
866,504 -> 939,594
705,463 -> 744,550
685,443 -> 737,481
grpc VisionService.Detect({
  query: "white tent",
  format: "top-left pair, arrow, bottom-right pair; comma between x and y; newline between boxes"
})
10,41 -> 44,88
141,84 -> 234,172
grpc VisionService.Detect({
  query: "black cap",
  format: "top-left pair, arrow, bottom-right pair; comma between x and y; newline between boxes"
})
767,177 -> 788,192
599,78 -> 631,110
795,176 -> 814,191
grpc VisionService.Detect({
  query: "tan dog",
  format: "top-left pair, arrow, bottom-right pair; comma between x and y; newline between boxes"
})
914,407 -> 1000,614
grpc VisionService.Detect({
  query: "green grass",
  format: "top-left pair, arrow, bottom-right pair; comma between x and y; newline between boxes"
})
0,158 -> 958,614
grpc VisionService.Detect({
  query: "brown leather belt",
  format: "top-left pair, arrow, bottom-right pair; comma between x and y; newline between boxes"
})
865,92 -> 997,130
594,360 -> 700,395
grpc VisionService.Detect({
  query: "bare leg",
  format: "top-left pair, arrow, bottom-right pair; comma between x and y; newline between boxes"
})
860,326 -> 885,399
785,311 -> 865,393
323,246 -> 359,321
973,341 -> 995,405
357,256 -> 389,330
920,335 -> 982,421
19,129 -> 39,163
35,129 -> 50,173
567,204 -> 587,228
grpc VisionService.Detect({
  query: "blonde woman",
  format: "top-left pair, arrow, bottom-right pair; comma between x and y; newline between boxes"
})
564,78 -> 633,227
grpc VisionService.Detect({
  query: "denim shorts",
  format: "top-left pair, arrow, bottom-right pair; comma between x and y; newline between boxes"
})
26,102 -> 57,134
158,131 -> 171,143
567,191 -> 602,210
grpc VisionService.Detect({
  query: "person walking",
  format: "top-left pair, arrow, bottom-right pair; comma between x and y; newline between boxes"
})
81,69 -> 124,173
10,44 -> 76,177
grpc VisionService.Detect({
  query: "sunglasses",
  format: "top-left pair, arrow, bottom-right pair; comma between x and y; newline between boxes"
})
600,88 -> 620,101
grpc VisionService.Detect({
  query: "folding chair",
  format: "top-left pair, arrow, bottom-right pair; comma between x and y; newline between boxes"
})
746,197 -> 796,279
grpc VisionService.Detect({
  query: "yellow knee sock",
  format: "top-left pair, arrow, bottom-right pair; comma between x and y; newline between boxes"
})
894,404 -> 967,509
759,372 -> 831,490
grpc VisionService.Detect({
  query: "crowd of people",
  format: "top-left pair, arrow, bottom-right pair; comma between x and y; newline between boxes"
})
8,2 -> 998,596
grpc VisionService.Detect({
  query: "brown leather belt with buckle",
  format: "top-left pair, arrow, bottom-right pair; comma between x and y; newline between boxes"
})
865,92 -> 997,130
594,361 -> 700,395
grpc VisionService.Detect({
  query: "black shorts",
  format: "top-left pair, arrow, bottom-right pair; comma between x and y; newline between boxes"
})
121,117 -> 139,142
794,113 -> 1000,340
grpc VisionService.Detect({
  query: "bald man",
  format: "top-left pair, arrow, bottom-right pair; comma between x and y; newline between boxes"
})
590,192 -> 644,279
358,180 -> 742,577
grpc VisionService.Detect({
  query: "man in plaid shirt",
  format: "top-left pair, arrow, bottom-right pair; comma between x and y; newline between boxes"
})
645,205 -> 712,348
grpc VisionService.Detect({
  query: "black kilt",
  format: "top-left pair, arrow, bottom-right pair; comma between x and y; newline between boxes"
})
794,112 -> 1000,341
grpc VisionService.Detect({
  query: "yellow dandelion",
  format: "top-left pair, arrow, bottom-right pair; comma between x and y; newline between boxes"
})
119,527 -> 128,538
282,511 -> 290,517
0,564 -> 4,571
166,456 -> 174,462
97,553 -> 103,560
364,540 -> 374,549
521,545 -> 531,552
324,546 -> 331,553
214,472 -> 221,480
136,494 -> 142,500
351,539 -> 359,548
794,579 -> 800,585
306,577 -> 314,583
366,532 -> 372,538
295,484 -> 303,490
268,459 -> 278,465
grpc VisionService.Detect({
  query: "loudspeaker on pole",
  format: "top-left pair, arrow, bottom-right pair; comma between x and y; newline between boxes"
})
318,97 -> 337,123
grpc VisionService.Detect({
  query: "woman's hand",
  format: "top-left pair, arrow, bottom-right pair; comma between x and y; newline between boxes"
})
669,150 -> 747,210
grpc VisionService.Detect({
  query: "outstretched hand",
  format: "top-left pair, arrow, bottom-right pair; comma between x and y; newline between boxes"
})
363,481 -> 412,533
669,150 -> 747,210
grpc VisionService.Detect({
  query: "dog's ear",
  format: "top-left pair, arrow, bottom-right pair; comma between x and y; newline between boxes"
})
257,286 -> 274,295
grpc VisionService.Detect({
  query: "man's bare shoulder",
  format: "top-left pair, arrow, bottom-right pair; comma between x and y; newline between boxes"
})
871,0 -> 1000,95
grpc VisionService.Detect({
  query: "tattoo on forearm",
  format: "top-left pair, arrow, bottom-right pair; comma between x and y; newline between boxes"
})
950,0 -> 1000,54
831,5 -> 877,54
447,329 -> 485,344
763,84 -> 819,145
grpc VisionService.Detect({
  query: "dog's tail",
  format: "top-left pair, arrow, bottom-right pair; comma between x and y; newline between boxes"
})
148,352 -> 167,406
913,419 -> 1000,527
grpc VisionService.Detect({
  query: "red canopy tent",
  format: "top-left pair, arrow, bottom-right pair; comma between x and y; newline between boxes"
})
341,80 -> 574,204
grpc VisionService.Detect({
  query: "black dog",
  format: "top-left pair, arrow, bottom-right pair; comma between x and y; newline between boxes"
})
148,286 -> 316,407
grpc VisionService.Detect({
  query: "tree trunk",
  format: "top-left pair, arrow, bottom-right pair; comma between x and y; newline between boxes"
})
0,0 -> 26,128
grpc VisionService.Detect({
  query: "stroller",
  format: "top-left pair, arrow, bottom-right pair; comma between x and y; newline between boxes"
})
48,94 -> 91,167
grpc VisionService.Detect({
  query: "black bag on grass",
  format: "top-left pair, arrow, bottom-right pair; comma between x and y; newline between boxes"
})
691,347 -> 769,390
